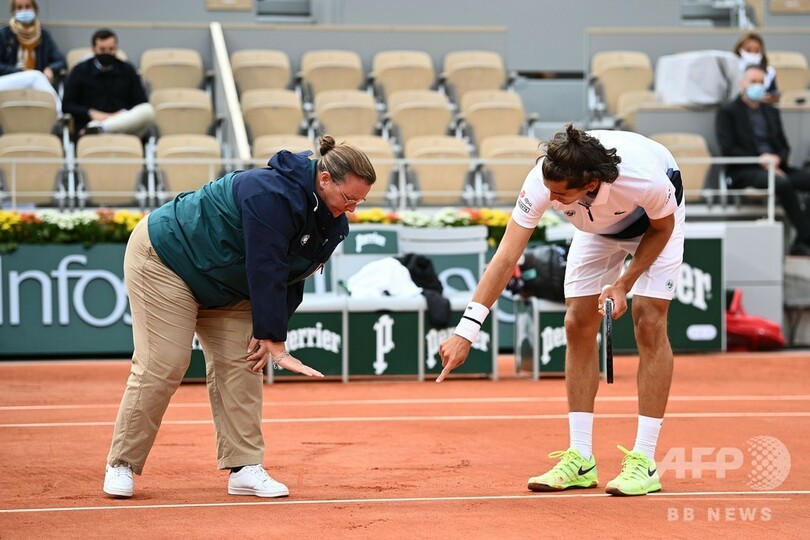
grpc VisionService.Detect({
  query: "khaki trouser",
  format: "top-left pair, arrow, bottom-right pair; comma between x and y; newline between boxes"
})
107,218 -> 264,475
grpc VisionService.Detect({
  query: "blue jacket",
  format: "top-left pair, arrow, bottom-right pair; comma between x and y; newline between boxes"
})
0,26 -> 65,76
148,150 -> 347,342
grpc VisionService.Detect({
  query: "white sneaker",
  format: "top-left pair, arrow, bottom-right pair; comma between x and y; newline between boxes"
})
228,465 -> 289,498
103,463 -> 134,498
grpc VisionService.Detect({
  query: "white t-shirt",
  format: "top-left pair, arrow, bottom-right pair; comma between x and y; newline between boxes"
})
511,130 -> 681,236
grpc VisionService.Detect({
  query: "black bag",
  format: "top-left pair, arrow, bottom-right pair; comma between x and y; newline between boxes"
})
506,245 -> 567,303
396,253 -> 452,328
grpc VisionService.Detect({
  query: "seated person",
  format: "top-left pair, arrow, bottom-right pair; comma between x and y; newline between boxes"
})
62,28 -> 154,138
0,0 -> 64,113
716,65 -> 810,256
732,32 -> 779,104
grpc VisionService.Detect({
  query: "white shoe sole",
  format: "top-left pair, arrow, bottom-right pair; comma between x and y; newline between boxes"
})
228,486 -> 289,498
103,484 -> 133,498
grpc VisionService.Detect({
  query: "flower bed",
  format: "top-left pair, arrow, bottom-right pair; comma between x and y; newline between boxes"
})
0,209 -> 145,253
350,207 -> 560,247
0,207 -> 560,253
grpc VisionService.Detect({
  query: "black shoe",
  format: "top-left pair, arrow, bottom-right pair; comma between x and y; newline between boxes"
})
84,124 -> 104,135
789,241 -> 810,257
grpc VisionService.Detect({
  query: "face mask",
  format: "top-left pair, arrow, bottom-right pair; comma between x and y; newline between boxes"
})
746,83 -> 766,102
740,50 -> 763,66
96,53 -> 116,68
14,9 -> 36,25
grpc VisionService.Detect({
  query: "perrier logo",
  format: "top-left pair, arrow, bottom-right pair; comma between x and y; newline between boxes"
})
675,262 -> 712,312
425,327 -> 491,369
373,314 -> 395,375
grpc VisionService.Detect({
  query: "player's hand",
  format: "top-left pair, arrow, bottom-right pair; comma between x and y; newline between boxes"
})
436,334 -> 473,383
598,285 -> 628,319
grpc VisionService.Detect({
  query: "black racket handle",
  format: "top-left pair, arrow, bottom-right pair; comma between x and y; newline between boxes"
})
605,298 -> 614,384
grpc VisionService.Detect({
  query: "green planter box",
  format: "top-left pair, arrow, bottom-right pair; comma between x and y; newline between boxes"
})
346,296 -> 424,377
611,237 -> 724,353
514,298 -> 604,379
0,244 -> 133,357
423,298 -> 498,379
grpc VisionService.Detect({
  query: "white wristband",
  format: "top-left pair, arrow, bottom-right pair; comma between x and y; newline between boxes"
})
454,302 -> 489,343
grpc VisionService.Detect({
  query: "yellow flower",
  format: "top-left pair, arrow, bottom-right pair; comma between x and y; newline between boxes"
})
0,210 -> 22,227
113,210 -> 145,232
478,208 -> 509,227
354,208 -> 390,224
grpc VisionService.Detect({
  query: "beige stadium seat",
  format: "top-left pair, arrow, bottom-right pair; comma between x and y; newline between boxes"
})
140,48 -> 204,91
252,134 -> 314,164
156,134 -> 222,196
779,89 -> 810,109
479,135 -> 541,205
231,49 -> 291,92
0,89 -> 58,134
76,133 -> 144,206
768,51 -> 810,92
150,88 -> 213,136
371,50 -> 435,100
241,89 -> 304,139
386,89 -> 452,146
66,47 -> 128,73
650,133 -> 711,203
0,133 -> 64,205
405,135 -> 472,205
314,90 -> 378,138
591,51 -> 653,116
341,135 -> 396,207
459,89 -> 526,148
299,50 -> 365,98
616,90 -> 661,131
442,50 -> 506,103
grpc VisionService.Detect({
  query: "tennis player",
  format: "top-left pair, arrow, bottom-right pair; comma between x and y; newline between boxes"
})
438,124 -> 685,496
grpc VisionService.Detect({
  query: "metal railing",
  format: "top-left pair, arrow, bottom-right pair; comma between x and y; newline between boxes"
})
0,154 -> 777,222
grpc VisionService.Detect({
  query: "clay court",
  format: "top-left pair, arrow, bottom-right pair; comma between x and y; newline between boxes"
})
1,351 -> 809,538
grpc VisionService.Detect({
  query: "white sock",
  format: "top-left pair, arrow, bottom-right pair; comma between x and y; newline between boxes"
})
569,412 -> 594,460
633,415 -> 663,460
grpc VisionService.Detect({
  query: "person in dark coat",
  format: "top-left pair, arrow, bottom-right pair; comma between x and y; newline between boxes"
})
716,64 -> 810,256
103,136 -> 376,500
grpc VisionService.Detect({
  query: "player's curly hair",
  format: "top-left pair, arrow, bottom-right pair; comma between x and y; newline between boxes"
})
541,124 -> 621,189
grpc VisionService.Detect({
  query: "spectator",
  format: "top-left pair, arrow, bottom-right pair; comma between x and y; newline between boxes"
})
0,0 -> 64,112
62,28 -> 154,137
716,65 -> 810,256
732,32 -> 779,104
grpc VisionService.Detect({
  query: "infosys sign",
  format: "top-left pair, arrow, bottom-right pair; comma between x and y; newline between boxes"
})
0,245 -> 134,357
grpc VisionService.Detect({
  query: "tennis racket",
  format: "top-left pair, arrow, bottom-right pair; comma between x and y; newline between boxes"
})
604,298 -> 614,384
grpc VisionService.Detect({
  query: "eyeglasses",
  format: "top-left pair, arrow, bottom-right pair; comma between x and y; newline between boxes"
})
333,181 -> 366,206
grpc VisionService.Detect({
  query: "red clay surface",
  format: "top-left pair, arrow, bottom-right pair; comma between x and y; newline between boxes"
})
1,352 -> 809,539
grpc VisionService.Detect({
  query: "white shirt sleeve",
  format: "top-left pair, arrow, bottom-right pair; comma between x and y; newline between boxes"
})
639,170 -> 679,220
510,162 -> 552,229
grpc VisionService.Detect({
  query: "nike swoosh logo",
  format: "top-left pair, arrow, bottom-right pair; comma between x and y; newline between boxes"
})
648,467 -> 657,477
614,211 -> 626,215
578,464 -> 596,475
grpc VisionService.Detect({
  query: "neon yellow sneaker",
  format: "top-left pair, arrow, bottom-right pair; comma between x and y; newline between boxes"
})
527,448 -> 598,492
605,445 -> 661,496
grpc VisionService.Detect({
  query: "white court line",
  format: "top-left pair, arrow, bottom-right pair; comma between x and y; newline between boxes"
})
1,490 -> 807,514
3,411 -> 810,429
2,394 -> 810,411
